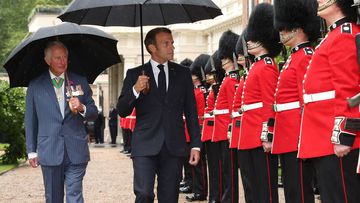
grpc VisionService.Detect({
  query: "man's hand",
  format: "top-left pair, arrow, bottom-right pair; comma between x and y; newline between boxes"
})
69,97 -> 84,112
262,141 -> 272,153
29,157 -> 39,168
134,75 -> 150,93
334,144 -> 351,158
189,149 -> 200,166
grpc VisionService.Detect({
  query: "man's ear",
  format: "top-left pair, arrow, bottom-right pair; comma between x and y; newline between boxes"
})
148,44 -> 156,53
44,57 -> 50,66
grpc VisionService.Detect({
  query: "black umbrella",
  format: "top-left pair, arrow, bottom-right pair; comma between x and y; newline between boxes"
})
3,22 -> 121,87
58,0 -> 222,64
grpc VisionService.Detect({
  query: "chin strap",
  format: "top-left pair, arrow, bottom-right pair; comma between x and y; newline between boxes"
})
318,0 -> 337,12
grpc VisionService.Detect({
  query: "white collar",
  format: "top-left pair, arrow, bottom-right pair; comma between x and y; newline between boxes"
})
49,70 -> 65,79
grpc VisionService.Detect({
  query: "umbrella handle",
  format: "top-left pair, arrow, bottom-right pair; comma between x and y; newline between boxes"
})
68,98 -> 79,115
141,70 -> 150,95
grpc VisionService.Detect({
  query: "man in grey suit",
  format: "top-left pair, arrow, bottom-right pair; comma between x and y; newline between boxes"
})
25,41 -> 98,203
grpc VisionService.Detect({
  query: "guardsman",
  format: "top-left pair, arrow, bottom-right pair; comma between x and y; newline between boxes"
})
123,109 -> 136,154
185,54 -> 209,202
298,1 -> 360,202
212,30 -> 240,203
231,29 -> 253,203
179,58 -> 194,193
202,50 -> 224,203
237,3 -> 282,203
273,0 -> 320,202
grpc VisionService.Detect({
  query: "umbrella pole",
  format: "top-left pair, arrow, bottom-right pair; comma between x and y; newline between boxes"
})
140,4 -> 144,65
139,4 -> 150,95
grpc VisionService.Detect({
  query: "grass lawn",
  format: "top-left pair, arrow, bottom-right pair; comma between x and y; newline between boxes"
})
0,163 -> 17,174
0,143 -> 9,151
0,143 -> 26,174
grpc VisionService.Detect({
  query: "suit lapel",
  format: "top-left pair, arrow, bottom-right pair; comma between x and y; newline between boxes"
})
142,62 -> 162,101
42,72 -> 62,115
166,62 -> 176,100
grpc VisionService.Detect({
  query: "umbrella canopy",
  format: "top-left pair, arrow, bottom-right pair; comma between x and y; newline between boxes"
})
4,22 -> 121,87
58,0 -> 222,26
58,0 -> 222,64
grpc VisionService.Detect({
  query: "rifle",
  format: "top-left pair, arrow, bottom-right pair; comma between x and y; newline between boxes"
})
241,35 -> 250,75
319,18 -> 328,41
348,1 -> 360,107
278,45 -> 287,71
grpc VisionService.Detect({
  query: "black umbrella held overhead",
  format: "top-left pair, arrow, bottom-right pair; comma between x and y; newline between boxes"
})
58,0 -> 223,65
3,22 -> 121,87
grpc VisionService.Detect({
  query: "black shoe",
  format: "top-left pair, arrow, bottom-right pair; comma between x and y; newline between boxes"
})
186,193 -> 206,202
208,201 -> 220,203
179,186 -> 192,193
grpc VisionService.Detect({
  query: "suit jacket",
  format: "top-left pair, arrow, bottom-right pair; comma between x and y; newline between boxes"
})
25,71 -> 98,166
117,61 -> 201,157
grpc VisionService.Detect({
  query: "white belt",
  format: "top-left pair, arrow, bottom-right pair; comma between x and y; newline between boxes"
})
127,116 -> 136,119
231,111 -> 241,118
241,102 -> 263,112
303,90 -> 335,104
273,101 -> 300,112
213,109 -> 230,115
203,113 -> 214,119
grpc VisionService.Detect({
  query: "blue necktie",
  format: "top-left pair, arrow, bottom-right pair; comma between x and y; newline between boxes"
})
157,64 -> 166,99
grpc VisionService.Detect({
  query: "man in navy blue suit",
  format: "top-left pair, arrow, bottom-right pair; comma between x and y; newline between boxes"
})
25,41 -> 98,203
117,27 -> 202,203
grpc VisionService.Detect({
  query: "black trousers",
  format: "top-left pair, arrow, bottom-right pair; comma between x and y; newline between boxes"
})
132,144 -> 184,203
122,128 -> 131,152
280,151 -> 314,203
192,142 -> 208,197
219,140 -> 239,203
238,147 -> 279,203
313,149 -> 360,203
182,143 -> 193,188
205,140 -> 222,202
109,124 -> 117,144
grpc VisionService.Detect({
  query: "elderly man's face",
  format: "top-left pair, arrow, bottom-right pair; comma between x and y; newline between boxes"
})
46,45 -> 68,76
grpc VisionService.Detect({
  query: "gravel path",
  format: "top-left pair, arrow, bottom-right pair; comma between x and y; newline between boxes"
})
0,144 -> 320,203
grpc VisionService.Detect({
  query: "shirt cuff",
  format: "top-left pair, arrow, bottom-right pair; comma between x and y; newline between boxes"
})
132,86 -> 140,99
192,147 -> 201,152
79,104 -> 86,117
28,152 -> 37,159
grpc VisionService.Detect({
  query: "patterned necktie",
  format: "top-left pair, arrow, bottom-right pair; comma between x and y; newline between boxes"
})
157,64 -> 166,99
52,77 -> 64,89
52,77 -> 65,117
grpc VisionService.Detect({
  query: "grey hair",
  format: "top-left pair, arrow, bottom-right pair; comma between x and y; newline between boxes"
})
44,41 -> 68,60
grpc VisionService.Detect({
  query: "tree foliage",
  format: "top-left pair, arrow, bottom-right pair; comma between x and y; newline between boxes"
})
0,80 -> 26,164
0,0 -> 72,72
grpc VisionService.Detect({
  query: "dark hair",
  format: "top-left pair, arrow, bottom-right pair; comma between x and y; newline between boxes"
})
144,27 -> 172,54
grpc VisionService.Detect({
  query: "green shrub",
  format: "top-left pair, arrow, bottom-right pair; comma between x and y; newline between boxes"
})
0,80 -> 26,164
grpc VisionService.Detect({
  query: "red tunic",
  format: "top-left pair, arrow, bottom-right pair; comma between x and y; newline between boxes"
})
229,78 -> 244,149
238,56 -> 278,150
128,109 -> 136,132
212,72 -> 239,142
124,114 -> 130,130
298,21 -> 360,158
201,87 -> 216,142
272,45 -> 313,154
185,86 -> 206,142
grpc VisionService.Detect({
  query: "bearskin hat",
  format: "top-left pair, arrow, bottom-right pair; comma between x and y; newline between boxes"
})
336,0 -> 357,22
274,0 -> 320,43
180,58 -> 193,68
245,3 -> 282,57
235,28 -> 248,56
205,50 -> 225,83
189,54 -> 210,81
218,30 -> 240,61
